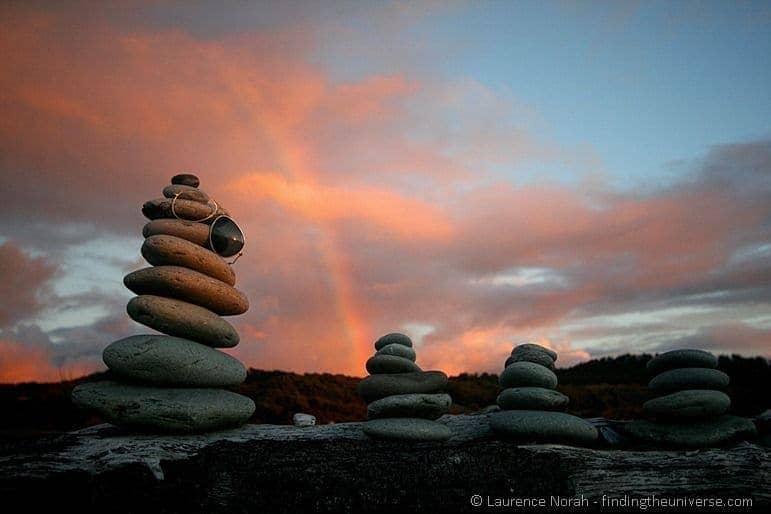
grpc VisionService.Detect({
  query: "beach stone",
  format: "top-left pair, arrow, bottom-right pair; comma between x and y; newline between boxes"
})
497,387 -> 569,411
103,335 -> 246,387
124,266 -> 249,316
376,343 -> 416,361
71,381 -> 254,433
143,219 -> 211,247
626,415 -> 757,448
163,184 -> 210,204
142,197 -> 228,223
363,418 -> 451,442
643,390 -> 730,420
127,295 -> 239,348
171,173 -> 200,187
506,348 -> 555,370
649,367 -> 729,393
499,361 -> 558,389
358,371 -> 447,403
366,354 -> 421,374
490,410 -> 598,445
374,333 -> 413,351
647,349 -> 718,375
292,413 -> 316,427
514,343 -> 557,361
367,393 -> 452,420
141,235 -> 236,285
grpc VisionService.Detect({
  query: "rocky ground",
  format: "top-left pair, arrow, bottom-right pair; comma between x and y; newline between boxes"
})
1,413 -> 768,513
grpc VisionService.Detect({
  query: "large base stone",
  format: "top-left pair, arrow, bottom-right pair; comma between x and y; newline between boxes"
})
626,415 -> 757,448
490,410 -> 598,445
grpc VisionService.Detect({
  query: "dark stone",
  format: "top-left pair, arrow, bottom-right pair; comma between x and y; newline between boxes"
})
643,390 -> 730,420
499,361 -> 558,389
171,173 -> 200,187
358,371 -> 447,403
376,343 -> 416,361
626,415 -> 757,448
513,343 -> 557,361
142,197 -> 228,223
490,410 -> 598,445
506,348 -> 555,370
163,184 -> 210,204
497,387 -> 569,411
649,367 -> 729,393
367,393 -> 451,420
374,333 -> 413,351
647,349 -> 718,374
365,354 -> 421,374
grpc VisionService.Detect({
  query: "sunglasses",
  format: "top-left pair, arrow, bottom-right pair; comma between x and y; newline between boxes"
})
171,193 -> 245,262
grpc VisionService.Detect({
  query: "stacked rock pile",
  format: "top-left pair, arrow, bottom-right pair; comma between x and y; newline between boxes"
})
72,174 -> 255,433
358,333 -> 452,441
627,349 -> 756,447
490,343 -> 598,445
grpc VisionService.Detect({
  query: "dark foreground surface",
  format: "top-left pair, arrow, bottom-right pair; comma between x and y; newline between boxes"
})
1,414 -> 768,513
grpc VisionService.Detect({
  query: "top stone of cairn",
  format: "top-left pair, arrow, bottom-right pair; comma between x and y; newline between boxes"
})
171,173 -> 200,187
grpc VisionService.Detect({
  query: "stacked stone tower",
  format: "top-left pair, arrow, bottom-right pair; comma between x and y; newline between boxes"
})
490,343 -> 598,445
627,349 -> 756,447
72,174 -> 255,433
358,333 -> 452,441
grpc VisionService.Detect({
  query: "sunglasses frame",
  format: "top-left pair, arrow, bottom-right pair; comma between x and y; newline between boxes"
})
171,192 -> 245,263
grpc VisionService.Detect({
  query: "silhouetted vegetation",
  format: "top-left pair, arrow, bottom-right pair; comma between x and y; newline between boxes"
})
0,354 -> 767,435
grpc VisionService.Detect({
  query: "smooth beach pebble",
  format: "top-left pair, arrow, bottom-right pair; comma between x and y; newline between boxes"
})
142,197 -> 228,223
647,349 -> 718,375
376,343 -> 417,361
648,367 -> 729,393
162,184 -> 211,204
499,361 -> 558,389
514,343 -> 557,361
124,266 -> 249,316
490,410 -> 598,445
358,371 -> 448,403
497,387 -> 569,411
72,381 -> 255,433
367,393 -> 452,420
142,219 -> 211,247
141,234 -> 236,285
363,417 -> 452,442
626,415 -> 757,448
365,354 -> 422,374
374,333 -> 413,351
171,173 -> 200,187
643,389 -> 730,420
505,348 -> 555,370
127,295 -> 239,347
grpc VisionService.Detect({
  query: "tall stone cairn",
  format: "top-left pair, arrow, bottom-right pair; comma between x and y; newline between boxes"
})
72,174 -> 255,433
357,333 -> 452,441
626,349 -> 756,447
489,343 -> 598,445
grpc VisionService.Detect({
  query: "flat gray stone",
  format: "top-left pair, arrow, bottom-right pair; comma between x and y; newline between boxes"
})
163,184 -> 210,204
499,361 -> 558,389
626,416 -> 757,448
142,197 -> 229,223
649,367 -> 729,393
103,335 -> 246,387
141,235 -> 235,285
497,387 -> 569,411
171,173 -> 200,187
71,381 -> 255,433
490,410 -> 598,445
365,354 -> 421,374
124,266 -> 249,316
367,393 -> 452,420
505,348 -> 555,370
358,371 -> 447,403
127,295 -> 239,348
376,343 -> 416,361
363,418 -> 451,442
647,349 -> 718,374
644,390 -> 730,420
374,333 -> 413,351
143,219 -> 211,247
513,343 -> 557,361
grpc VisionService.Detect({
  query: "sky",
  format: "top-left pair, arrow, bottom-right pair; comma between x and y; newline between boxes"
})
1,0 -> 770,382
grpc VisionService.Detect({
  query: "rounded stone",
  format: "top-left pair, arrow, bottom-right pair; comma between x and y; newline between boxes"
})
514,343 -> 557,361
506,348 -> 555,370
374,333 -> 413,351
358,371 -> 447,403
127,295 -> 239,347
71,381 -> 254,433
124,266 -> 249,316
103,335 -> 246,387
142,197 -> 228,223
366,354 -> 421,374
141,235 -> 235,285
490,410 -> 598,445
363,418 -> 451,442
643,390 -> 730,420
171,173 -> 200,187
647,349 -> 718,375
649,368 -> 729,393
376,343 -> 416,361
497,387 -> 569,411
367,393 -> 452,420
626,415 -> 757,448
163,184 -> 211,203
499,361 -> 558,389
143,219 -> 211,247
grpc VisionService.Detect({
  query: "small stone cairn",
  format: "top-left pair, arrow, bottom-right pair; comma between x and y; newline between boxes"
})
490,343 -> 598,445
72,174 -> 255,433
357,333 -> 452,441
627,349 -> 756,447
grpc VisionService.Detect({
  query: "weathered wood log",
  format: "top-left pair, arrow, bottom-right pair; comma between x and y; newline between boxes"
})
0,414 -> 767,512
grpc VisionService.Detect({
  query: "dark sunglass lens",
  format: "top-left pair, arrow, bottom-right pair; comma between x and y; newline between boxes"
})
211,217 -> 245,257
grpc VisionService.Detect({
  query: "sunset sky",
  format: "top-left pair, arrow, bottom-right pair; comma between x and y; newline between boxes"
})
1,1 -> 770,382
